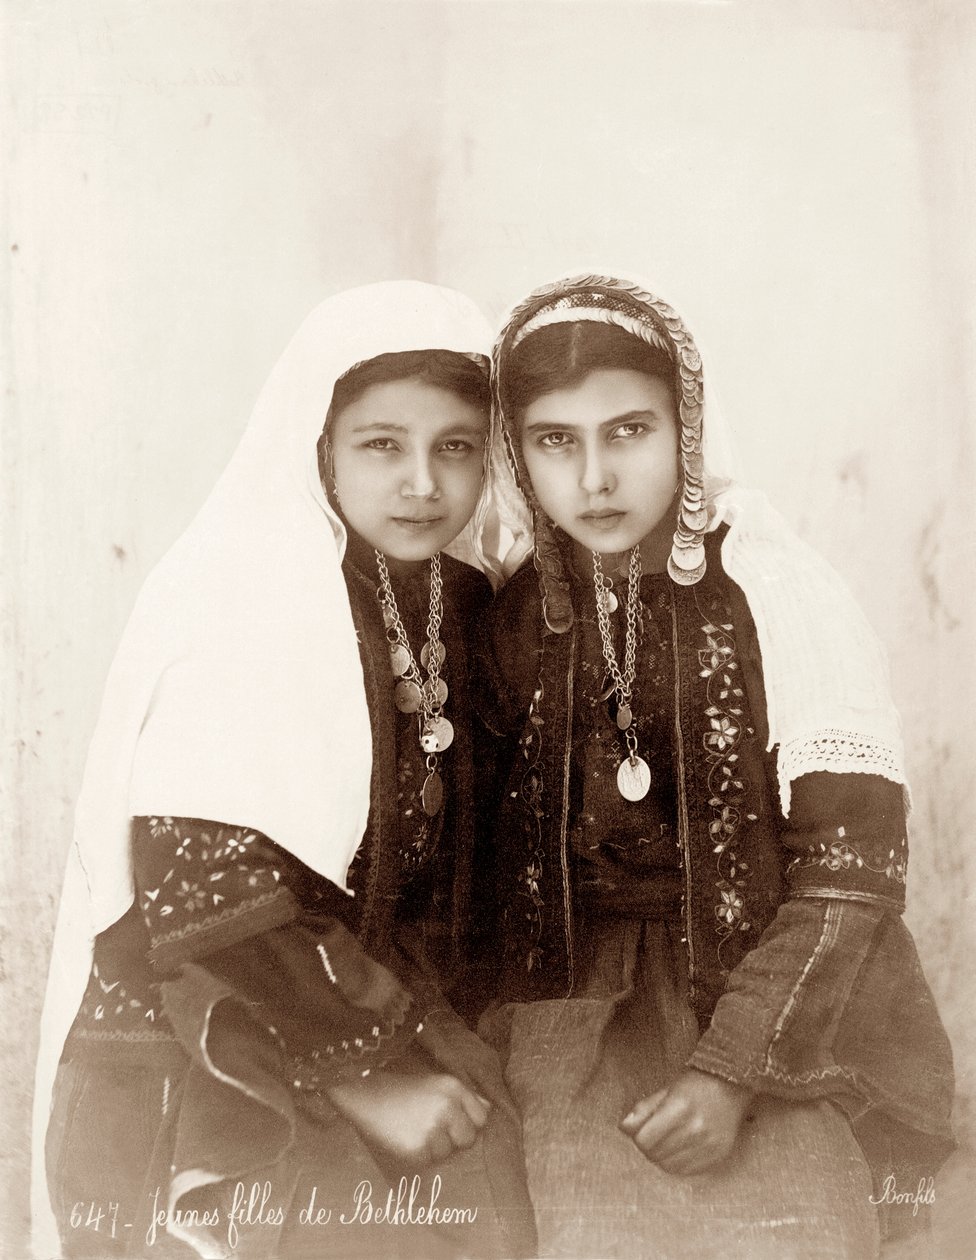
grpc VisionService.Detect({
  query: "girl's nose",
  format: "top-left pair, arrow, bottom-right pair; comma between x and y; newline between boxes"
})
580,443 -> 614,496
402,452 -> 440,499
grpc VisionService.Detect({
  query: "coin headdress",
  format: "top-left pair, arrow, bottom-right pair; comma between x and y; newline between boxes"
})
492,273 -> 708,632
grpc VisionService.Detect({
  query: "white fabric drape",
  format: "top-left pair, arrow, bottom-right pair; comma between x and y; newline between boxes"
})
32,281 -> 496,1259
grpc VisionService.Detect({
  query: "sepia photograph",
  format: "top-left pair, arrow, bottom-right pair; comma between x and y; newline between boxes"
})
3,2 -> 974,1257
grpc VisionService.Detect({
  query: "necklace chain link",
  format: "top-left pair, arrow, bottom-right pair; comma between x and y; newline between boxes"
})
593,547 -> 648,781
593,547 -> 641,702
374,550 -> 449,815
375,550 -> 445,719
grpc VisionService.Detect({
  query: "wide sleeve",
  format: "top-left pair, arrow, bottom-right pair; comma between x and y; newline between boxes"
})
687,773 -> 955,1230
681,568 -> 957,1239
128,814 -> 444,1252
134,814 -> 423,1076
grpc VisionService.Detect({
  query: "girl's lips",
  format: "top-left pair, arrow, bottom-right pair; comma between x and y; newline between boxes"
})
580,510 -> 626,531
390,516 -> 445,531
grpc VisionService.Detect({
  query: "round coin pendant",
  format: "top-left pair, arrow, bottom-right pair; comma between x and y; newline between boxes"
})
421,715 -> 454,754
381,604 -> 396,630
604,589 -> 619,614
617,755 -> 651,802
394,679 -> 422,713
431,677 -> 448,705
420,640 -> 447,670
421,770 -> 443,816
389,643 -> 412,678
616,703 -> 633,731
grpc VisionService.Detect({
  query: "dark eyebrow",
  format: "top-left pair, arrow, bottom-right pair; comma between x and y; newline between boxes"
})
348,421 -> 411,434
523,408 -> 662,435
349,419 -> 488,436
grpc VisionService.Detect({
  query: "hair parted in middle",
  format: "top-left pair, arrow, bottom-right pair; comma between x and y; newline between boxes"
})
491,274 -> 708,632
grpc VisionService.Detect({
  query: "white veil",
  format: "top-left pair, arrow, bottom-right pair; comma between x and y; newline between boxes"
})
32,280 -> 499,1258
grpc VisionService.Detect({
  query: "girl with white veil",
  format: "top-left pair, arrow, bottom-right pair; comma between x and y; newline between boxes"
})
33,281 -> 535,1259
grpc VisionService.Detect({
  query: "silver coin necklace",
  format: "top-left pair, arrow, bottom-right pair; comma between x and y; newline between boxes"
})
592,547 -> 651,802
375,550 -> 451,817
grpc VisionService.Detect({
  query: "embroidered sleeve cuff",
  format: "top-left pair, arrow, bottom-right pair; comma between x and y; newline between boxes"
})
785,826 -> 907,907
134,815 -> 302,968
285,992 -> 421,1090
148,885 -> 298,972
780,774 -> 908,910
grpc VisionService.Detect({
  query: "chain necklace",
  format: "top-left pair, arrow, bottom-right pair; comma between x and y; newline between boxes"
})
375,550 -> 452,817
592,547 -> 652,801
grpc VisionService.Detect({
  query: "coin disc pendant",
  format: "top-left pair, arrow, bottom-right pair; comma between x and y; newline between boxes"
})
420,640 -> 446,669
394,678 -> 422,713
617,755 -> 651,802
421,715 -> 454,754
430,677 -> 448,705
604,589 -> 619,614
421,770 -> 443,816
616,703 -> 633,731
389,643 -> 411,678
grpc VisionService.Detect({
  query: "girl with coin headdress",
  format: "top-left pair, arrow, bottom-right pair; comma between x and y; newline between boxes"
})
475,273 -> 954,1258
33,281 -> 535,1259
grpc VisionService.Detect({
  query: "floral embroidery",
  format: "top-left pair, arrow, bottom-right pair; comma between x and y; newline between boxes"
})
705,714 -> 739,753
139,819 -> 287,948
716,885 -> 745,927
820,841 -> 858,871
69,956 -> 167,1043
395,746 -> 438,872
789,832 -> 907,885
219,828 -> 257,860
523,859 -> 542,901
698,614 -> 756,953
177,879 -> 207,913
517,689 -> 546,971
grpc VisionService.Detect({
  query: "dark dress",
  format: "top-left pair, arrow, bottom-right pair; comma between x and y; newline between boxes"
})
474,530 -> 954,1258
44,546 -> 535,1259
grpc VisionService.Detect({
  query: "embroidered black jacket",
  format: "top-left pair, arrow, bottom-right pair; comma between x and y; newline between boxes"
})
475,529 -> 954,1197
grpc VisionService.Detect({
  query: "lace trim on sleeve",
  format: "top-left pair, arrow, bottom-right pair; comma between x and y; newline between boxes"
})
777,730 -> 909,816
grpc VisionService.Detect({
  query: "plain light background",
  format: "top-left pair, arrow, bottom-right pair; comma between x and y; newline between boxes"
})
3,1 -> 974,1255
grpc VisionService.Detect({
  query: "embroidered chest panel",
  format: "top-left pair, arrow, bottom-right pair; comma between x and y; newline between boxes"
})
671,581 -> 783,1005
494,564 -> 783,1017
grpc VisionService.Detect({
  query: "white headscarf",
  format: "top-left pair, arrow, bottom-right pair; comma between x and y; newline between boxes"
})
32,281 -> 497,1258
492,273 -> 907,818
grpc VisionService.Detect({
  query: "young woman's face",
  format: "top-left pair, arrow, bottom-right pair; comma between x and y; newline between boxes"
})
519,368 -> 679,561
330,377 -> 488,562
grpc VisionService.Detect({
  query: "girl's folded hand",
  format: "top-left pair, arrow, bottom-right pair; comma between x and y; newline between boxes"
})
619,1068 -> 754,1176
328,1070 -> 490,1165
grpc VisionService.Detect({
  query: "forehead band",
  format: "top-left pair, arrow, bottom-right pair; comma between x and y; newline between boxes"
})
510,302 -> 672,358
